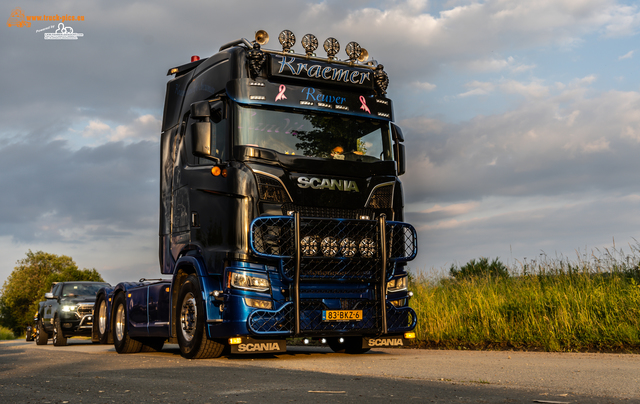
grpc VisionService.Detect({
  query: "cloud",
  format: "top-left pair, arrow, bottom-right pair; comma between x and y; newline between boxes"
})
459,81 -> 495,97
412,81 -> 437,92
619,50 -> 635,60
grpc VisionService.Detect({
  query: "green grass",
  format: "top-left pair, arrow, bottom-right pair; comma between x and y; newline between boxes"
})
410,244 -> 640,352
0,326 -> 16,340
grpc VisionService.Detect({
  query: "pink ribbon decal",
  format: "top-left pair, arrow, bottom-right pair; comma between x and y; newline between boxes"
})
275,84 -> 287,101
359,96 -> 371,113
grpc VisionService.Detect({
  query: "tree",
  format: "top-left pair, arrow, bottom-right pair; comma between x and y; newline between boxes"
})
0,250 -> 104,334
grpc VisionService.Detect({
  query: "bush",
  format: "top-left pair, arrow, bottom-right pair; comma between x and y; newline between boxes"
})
449,257 -> 509,280
0,326 -> 16,340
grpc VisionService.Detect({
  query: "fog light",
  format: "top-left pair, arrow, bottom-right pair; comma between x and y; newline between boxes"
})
321,237 -> 338,257
340,238 -> 357,257
301,236 -> 320,256
390,299 -> 407,307
303,338 -> 310,345
359,237 -> 376,258
244,298 -> 273,309
320,338 -> 327,344
339,337 -> 344,343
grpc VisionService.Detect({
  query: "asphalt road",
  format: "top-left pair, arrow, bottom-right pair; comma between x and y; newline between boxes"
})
1,339 -> 638,403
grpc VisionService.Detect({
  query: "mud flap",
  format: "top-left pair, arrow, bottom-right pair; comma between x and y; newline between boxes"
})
362,336 -> 407,348
230,337 -> 287,354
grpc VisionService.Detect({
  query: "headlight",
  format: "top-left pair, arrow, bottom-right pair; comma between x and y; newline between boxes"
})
62,305 -> 77,312
387,276 -> 408,292
229,273 -> 270,292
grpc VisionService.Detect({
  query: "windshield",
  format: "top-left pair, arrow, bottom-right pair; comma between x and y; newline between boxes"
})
235,105 -> 392,163
61,283 -> 106,298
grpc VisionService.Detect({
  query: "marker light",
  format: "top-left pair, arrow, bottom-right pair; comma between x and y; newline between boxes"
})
404,332 -> 416,339
323,37 -> 340,59
345,41 -> 362,61
301,33 -> 318,56
211,166 -> 221,176
229,337 -> 242,345
278,30 -> 296,53
191,55 -> 200,62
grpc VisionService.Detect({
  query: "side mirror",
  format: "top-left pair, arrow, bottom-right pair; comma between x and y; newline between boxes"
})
391,123 -> 404,142
190,101 -> 210,119
395,142 -> 406,176
191,122 -> 215,157
44,292 -> 54,299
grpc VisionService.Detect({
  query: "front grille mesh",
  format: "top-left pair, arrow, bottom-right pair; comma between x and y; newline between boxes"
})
247,301 -> 416,335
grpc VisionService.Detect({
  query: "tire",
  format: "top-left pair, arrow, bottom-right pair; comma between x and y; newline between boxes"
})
53,316 -> 67,346
112,293 -> 142,354
176,275 -> 224,359
35,319 -> 48,345
93,294 -> 109,344
25,326 -> 34,342
327,337 -> 370,354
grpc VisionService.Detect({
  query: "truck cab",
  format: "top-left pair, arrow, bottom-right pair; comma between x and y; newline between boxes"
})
99,30 -> 418,358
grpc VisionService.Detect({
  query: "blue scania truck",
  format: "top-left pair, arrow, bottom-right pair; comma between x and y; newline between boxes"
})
93,30 -> 418,358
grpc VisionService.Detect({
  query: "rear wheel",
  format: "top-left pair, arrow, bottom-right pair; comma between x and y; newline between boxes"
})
176,275 -> 224,359
93,295 -> 109,344
113,293 -> 142,354
53,316 -> 67,346
35,320 -> 48,345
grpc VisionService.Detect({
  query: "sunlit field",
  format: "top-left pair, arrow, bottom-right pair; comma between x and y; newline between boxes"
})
410,244 -> 640,352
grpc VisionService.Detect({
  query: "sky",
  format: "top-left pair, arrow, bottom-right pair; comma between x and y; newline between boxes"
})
2,0 -> 640,286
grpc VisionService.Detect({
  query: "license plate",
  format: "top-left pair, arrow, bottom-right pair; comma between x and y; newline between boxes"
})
322,310 -> 363,321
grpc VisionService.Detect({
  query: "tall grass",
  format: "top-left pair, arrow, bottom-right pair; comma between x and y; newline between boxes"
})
410,243 -> 640,351
0,326 -> 16,340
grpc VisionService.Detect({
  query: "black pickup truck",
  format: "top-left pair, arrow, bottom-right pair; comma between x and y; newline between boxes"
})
35,281 -> 110,346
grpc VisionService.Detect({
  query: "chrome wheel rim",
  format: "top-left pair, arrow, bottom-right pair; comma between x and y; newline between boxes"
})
180,292 -> 197,342
53,319 -> 58,343
98,300 -> 107,335
115,304 -> 125,342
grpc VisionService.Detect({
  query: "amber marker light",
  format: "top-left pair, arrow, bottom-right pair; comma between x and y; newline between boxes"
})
221,168 -> 228,177
229,337 -> 242,345
211,166 -> 221,176
404,332 -> 416,339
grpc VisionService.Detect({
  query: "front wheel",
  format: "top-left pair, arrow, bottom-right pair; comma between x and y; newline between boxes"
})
25,326 -> 34,342
93,295 -> 109,344
112,293 -> 142,354
52,316 -> 67,346
176,275 -> 224,359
